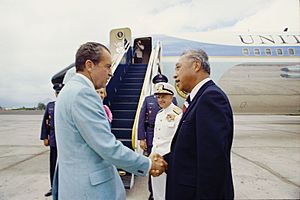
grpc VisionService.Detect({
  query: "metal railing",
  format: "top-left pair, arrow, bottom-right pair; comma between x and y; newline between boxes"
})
131,41 -> 162,149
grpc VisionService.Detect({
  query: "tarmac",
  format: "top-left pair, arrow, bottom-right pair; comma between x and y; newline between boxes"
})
0,113 -> 299,199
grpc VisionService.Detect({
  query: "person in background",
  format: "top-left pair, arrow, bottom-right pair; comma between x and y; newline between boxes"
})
164,49 -> 234,199
54,42 -> 166,200
96,87 -> 113,123
40,83 -> 63,197
134,40 -> 144,63
138,73 -> 177,200
138,74 -> 178,155
150,82 -> 182,200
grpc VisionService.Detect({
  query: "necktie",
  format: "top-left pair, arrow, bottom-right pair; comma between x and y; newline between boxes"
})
182,95 -> 191,113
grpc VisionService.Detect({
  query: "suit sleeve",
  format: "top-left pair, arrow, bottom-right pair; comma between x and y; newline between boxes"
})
40,103 -> 50,140
163,152 -> 171,174
195,89 -> 233,199
138,98 -> 147,140
72,88 -> 150,176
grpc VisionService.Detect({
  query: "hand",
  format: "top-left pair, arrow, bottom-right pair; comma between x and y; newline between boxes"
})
43,139 -> 49,146
149,153 -> 168,177
140,139 -> 147,151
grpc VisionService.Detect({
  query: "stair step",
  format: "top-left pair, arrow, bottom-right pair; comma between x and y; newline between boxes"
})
110,102 -> 138,110
127,68 -> 147,73
112,110 -> 136,118
119,138 -> 133,149
119,83 -> 143,89
125,73 -> 145,78
114,95 -> 139,102
116,89 -> 141,95
112,118 -> 134,128
131,63 -> 147,66
112,128 -> 132,139
128,65 -> 147,68
125,71 -> 145,74
122,78 -> 144,83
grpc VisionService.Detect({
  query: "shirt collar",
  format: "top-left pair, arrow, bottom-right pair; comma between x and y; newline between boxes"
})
189,77 -> 211,101
163,102 -> 174,113
76,73 -> 94,89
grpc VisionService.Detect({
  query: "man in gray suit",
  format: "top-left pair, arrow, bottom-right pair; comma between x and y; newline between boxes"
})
55,42 -> 166,200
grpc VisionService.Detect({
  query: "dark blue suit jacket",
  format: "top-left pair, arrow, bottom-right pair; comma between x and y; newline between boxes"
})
164,80 -> 234,200
40,101 -> 57,147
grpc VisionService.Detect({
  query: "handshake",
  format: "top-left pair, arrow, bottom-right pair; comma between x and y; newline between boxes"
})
149,153 -> 168,177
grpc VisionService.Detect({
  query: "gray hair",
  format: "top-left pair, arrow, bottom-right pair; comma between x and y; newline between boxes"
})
181,49 -> 210,74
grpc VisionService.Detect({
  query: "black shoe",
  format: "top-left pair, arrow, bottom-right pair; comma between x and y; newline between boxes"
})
44,189 -> 52,197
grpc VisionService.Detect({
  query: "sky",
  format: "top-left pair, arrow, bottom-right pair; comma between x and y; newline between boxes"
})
0,0 -> 299,108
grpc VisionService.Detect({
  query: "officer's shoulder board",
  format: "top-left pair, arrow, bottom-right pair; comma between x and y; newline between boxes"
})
173,107 -> 182,115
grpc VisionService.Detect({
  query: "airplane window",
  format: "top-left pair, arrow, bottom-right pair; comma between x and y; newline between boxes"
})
254,48 -> 260,55
265,48 -> 272,55
242,48 -> 249,55
288,48 -> 295,55
276,48 -> 283,55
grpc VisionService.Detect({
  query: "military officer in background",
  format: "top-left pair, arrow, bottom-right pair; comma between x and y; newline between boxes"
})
40,83 -> 63,197
151,82 -> 182,200
138,74 -> 177,200
138,74 -> 178,155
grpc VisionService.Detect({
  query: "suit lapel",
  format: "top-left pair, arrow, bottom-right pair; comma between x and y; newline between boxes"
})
170,80 -> 215,150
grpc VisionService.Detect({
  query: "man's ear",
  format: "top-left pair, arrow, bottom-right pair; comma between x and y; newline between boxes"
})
85,60 -> 94,72
193,61 -> 201,72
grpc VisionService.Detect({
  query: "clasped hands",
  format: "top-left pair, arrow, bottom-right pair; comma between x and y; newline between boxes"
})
149,153 -> 167,177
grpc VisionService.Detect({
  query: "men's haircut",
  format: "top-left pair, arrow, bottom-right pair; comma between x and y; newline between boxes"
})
75,42 -> 110,72
182,49 -> 210,74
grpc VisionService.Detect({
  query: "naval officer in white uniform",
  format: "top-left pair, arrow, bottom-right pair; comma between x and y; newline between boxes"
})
151,82 -> 182,200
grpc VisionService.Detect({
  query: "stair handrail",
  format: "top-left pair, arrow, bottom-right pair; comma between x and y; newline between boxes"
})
111,40 -> 131,75
131,41 -> 162,150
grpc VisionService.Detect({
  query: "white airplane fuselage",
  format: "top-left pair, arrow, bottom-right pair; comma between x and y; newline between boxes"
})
149,32 -> 300,114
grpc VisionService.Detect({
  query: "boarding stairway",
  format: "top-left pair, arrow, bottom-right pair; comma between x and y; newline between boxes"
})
110,63 -> 147,150
105,41 -> 161,189
106,63 -> 147,188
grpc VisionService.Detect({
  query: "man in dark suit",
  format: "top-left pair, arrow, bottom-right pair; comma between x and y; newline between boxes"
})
164,49 -> 234,199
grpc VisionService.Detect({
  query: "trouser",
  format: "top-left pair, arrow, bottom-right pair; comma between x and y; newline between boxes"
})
152,173 -> 167,200
148,175 -> 153,198
50,146 -> 57,187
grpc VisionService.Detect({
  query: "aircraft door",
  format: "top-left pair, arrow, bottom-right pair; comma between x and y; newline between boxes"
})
110,27 -> 132,64
133,37 -> 152,64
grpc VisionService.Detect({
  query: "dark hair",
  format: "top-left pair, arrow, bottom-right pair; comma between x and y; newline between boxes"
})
75,42 -> 110,72
181,49 -> 210,74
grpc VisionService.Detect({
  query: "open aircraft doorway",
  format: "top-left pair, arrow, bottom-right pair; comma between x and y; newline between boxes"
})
133,37 -> 152,64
